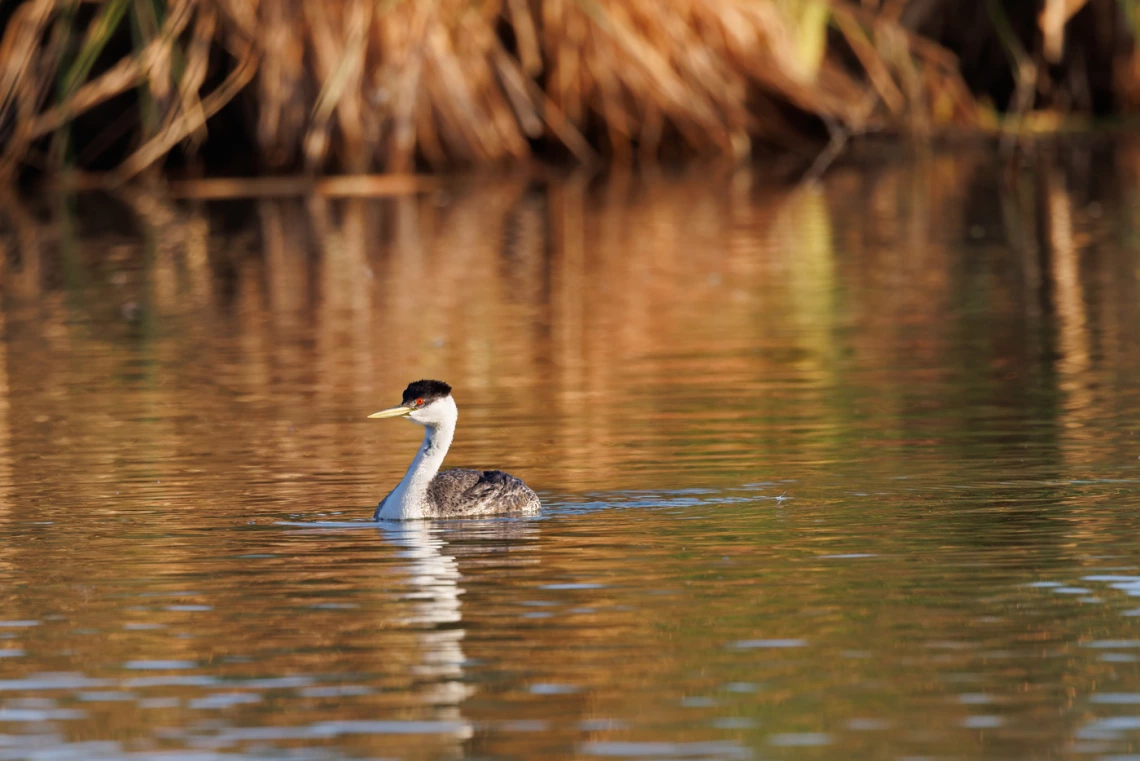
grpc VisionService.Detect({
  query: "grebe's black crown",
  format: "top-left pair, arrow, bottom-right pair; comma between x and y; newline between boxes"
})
402,379 -> 452,406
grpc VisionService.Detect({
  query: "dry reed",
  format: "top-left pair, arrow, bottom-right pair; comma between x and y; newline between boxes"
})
0,0 -> 1014,179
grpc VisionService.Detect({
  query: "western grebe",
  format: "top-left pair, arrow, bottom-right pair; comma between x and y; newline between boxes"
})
369,380 -> 541,520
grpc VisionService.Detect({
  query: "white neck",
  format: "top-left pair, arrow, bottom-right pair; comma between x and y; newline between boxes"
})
377,397 -> 457,520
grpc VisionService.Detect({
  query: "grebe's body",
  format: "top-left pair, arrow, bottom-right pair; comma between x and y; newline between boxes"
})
370,380 -> 540,520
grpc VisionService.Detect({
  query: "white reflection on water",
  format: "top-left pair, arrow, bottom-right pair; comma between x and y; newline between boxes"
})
581,740 -> 752,759
382,523 -> 473,714
378,518 -> 544,750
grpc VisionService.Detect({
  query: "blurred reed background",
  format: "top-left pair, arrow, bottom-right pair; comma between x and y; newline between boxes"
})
1,0 -> 1137,180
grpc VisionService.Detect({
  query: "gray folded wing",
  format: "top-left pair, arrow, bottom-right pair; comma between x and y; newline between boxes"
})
427,469 -> 540,517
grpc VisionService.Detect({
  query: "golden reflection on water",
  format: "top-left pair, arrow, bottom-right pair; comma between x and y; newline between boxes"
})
2,148 -> 1140,759
1044,165 -> 1092,416
0,149 -> 1138,499
0,303 -> 8,512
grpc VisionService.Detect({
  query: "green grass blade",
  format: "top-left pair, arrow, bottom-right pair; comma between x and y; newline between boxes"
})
61,0 -> 131,97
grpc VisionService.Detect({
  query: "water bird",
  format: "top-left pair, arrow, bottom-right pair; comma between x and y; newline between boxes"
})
369,380 -> 541,520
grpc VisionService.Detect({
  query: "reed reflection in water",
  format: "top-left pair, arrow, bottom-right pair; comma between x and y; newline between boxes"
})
1,144 -> 1140,759
4,150 -> 1139,502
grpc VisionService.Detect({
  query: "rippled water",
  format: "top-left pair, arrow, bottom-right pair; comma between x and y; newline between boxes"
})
3,145 -> 1140,759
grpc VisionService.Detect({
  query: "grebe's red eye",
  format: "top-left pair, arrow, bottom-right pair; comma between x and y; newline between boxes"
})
415,398 -> 424,406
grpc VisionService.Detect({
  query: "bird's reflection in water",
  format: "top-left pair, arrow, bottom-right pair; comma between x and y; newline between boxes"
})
378,519 -> 539,747
384,522 -> 471,713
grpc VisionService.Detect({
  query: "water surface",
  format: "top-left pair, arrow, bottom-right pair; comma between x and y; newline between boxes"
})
2,144 -> 1140,759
